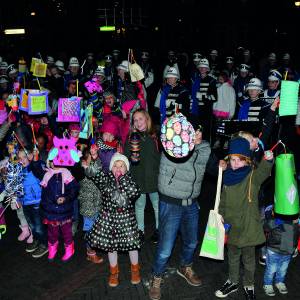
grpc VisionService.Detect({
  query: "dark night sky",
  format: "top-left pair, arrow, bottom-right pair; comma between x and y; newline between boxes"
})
0,0 -> 299,60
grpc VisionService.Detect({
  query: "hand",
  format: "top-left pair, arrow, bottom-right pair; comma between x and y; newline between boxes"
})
271,97 -> 280,111
57,197 -> 66,204
121,110 -> 127,119
219,160 -> 227,171
264,150 -> 274,161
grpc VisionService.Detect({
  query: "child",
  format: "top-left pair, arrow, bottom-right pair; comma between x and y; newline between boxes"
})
97,115 -> 122,173
124,109 -> 160,243
79,145 -> 103,263
17,148 -> 48,258
263,208 -> 299,296
86,153 -> 141,287
32,137 -> 80,262
215,138 -> 274,299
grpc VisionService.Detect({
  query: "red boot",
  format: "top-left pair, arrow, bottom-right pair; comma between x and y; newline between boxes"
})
48,241 -> 59,261
61,241 -> 74,262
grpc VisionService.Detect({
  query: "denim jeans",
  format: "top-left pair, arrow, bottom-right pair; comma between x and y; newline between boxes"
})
152,201 -> 199,276
264,249 -> 292,285
23,204 -> 47,245
135,192 -> 159,232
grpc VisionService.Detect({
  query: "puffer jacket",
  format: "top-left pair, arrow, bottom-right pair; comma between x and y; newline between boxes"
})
158,141 -> 211,203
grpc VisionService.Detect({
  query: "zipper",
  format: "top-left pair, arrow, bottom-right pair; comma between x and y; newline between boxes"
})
168,169 -> 176,185
187,151 -> 199,200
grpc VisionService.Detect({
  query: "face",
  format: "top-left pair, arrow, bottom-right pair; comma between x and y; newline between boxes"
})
102,132 -> 114,142
70,66 -> 79,74
0,82 -> 8,90
268,80 -> 279,90
51,67 -> 58,77
240,71 -> 248,78
37,136 -> 46,151
133,112 -> 148,132
18,151 -> 32,167
117,68 -> 125,79
248,89 -> 260,99
218,75 -> 225,84
70,129 -> 80,139
199,67 -> 208,76
229,155 -> 247,170
105,95 -> 115,107
112,160 -> 127,178
166,77 -> 177,86
249,137 -> 258,150
68,83 -> 76,95
194,130 -> 202,145
40,116 -> 48,125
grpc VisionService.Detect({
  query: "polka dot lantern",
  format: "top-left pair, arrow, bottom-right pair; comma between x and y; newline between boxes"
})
160,113 -> 195,158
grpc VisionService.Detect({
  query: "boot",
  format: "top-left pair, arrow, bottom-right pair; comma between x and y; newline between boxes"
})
61,241 -> 74,262
131,263 -> 141,284
48,241 -> 59,261
18,225 -> 31,241
108,265 -> 119,287
86,250 -> 104,264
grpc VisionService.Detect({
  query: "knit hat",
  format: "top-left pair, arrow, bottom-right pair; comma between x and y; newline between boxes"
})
69,57 -> 80,67
0,75 -> 9,84
69,123 -> 80,132
105,55 -> 112,62
0,62 -> 8,70
193,52 -> 202,62
228,137 -> 251,159
165,67 -> 179,79
268,53 -> 276,61
282,53 -> 290,60
46,56 -> 55,64
7,64 -> 18,75
55,60 -> 65,71
109,152 -> 129,171
94,66 -> 105,77
225,56 -> 234,64
239,64 -> 250,73
245,78 -> 263,91
100,115 -> 121,138
197,58 -> 210,70
210,49 -> 218,57
117,60 -> 129,72
268,70 -> 282,82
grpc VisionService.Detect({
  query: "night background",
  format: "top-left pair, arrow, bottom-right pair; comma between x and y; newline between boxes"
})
0,0 -> 300,63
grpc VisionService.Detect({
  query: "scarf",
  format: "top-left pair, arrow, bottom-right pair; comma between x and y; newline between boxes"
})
159,84 -> 172,123
191,76 -> 201,115
223,166 -> 251,186
238,99 -> 251,120
40,168 -> 74,194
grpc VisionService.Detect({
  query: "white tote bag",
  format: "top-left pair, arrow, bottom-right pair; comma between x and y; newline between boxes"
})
200,166 -> 225,260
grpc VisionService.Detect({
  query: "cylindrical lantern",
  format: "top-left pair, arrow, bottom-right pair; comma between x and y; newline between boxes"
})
274,153 -> 299,216
18,58 -> 27,73
279,80 -> 299,116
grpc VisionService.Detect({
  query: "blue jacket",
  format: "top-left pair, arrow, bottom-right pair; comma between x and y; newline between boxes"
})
19,166 -> 42,206
40,173 -> 79,221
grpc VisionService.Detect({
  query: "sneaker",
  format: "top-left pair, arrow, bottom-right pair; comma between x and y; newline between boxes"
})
259,257 -> 266,266
32,244 -> 49,258
263,285 -> 275,297
177,266 -> 202,286
215,280 -> 238,298
25,240 -> 39,253
149,275 -> 163,300
151,229 -> 159,244
244,286 -> 256,300
275,282 -> 288,294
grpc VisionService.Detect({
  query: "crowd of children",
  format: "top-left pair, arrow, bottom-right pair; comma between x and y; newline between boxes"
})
0,48 -> 299,300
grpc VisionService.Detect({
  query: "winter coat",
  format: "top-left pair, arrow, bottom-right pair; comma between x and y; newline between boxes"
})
124,132 -> 160,193
158,141 -> 211,203
40,173 -> 79,221
19,165 -> 42,206
219,159 -> 273,248
264,218 -> 298,255
78,158 -> 102,217
87,170 -> 141,252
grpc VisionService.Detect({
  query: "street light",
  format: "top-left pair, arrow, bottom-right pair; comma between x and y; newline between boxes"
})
30,12 -> 36,16
4,29 -> 25,35
295,1 -> 300,7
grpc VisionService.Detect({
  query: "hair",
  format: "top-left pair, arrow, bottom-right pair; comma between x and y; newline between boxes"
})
232,131 -> 254,144
219,71 -> 229,82
131,108 -> 156,136
228,154 -> 252,166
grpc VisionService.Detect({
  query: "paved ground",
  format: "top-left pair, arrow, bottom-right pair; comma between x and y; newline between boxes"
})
0,174 -> 299,300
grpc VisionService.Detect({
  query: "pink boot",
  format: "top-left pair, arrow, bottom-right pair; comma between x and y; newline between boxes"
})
18,225 -> 31,241
48,241 -> 59,261
61,241 -> 74,262
26,227 -> 33,244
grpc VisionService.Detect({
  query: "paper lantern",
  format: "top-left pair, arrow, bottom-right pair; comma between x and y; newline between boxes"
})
79,104 -> 93,139
20,89 -> 40,112
30,58 -> 42,72
33,62 -> 47,77
160,113 -> 195,158
274,154 -> 299,216
57,97 -> 81,122
279,80 -> 299,116
28,91 -> 48,115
